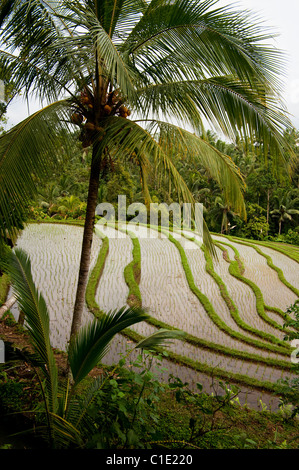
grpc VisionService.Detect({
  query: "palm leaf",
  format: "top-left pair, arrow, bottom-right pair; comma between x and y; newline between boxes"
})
135,328 -> 186,351
124,0 -> 284,89
68,305 -> 149,386
5,248 -> 58,413
137,77 -> 293,163
0,100 -> 74,237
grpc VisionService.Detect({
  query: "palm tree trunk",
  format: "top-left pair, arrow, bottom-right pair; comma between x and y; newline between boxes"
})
266,189 -> 270,225
70,143 -> 102,340
0,294 -> 17,318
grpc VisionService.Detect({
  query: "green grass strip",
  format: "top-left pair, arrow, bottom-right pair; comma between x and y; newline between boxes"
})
164,229 -> 291,356
28,218 -> 85,228
216,238 -> 298,335
121,227 -> 292,371
27,221 -> 293,394
225,236 -> 299,299
218,234 -> 299,264
214,239 -> 292,340
179,229 -> 296,335
222,236 -> 299,330
85,231 -> 109,317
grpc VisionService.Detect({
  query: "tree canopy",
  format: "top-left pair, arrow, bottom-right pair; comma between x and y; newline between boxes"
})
0,0 -> 295,334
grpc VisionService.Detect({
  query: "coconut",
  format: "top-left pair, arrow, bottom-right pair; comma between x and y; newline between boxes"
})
85,122 -> 95,130
104,104 -> 112,114
81,96 -> 90,105
71,113 -> 83,125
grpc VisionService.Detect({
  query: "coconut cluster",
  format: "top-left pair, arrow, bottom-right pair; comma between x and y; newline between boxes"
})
70,88 -> 131,147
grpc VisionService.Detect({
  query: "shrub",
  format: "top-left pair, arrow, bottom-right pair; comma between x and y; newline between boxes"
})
274,301 -> 299,419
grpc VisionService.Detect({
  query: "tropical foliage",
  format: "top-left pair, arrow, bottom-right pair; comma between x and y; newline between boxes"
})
3,247 -> 184,448
0,0 -> 296,336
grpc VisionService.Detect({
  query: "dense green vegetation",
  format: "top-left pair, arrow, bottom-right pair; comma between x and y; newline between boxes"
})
20,126 -> 299,245
0,0 -> 299,452
1,307 -> 299,450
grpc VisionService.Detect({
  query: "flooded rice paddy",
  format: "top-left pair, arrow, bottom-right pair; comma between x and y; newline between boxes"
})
9,223 -> 299,411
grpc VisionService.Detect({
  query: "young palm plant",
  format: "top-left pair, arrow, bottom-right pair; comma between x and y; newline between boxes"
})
208,195 -> 237,234
5,247 -> 184,448
0,0 -> 294,341
270,189 -> 299,235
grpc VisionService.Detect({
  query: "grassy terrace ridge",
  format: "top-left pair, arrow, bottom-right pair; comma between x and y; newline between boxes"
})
218,242 -> 295,336
223,235 -> 299,300
219,236 -> 299,330
204,242 -> 295,340
217,234 -> 299,264
118,225 -> 293,370
12,221 -> 297,354
179,231 -> 293,345
213,239 -> 293,337
87,223 -> 295,393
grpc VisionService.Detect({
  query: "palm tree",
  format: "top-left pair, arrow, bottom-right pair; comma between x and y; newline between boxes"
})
208,195 -> 237,234
5,247 -> 183,448
37,182 -> 60,211
0,0 -> 293,340
270,190 -> 299,235
57,195 -> 86,216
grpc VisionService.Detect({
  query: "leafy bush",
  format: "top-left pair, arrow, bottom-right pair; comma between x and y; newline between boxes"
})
283,229 -> 299,246
85,351 -> 166,449
275,301 -> 299,419
0,371 -> 25,412
241,203 -> 269,240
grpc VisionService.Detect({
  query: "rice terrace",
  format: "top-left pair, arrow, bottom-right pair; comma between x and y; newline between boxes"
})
9,220 -> 299,410
1,0 -> 299,451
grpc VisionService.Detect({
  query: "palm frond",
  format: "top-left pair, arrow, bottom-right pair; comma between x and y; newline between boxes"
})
68,305 -> 149,386
47,412 -> 85,448
124,0 -> 285,89
135,328 -> 186,351
5,248 -> 58,413
134,118 -> 246,219
94,115 -> 245,254
0,100 -> 74,237
0,0 -> 15,27
137,77 -> 293,163
54,2 -> 139,102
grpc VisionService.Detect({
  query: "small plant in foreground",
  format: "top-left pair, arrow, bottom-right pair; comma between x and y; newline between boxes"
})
85,350 -> 166,449
165,375 -> 241,447
2,247 -> 185,448
275,300 -> 299,419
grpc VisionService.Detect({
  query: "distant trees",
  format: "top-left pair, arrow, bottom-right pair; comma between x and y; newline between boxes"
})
0,0 -> 296,338
270,190 -> 299,235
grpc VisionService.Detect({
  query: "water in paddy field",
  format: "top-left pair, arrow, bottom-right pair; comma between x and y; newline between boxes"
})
6,223 -> 297,412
